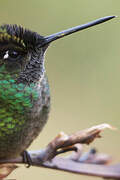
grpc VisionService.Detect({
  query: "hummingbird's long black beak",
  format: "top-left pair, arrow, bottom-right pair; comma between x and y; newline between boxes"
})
43,16 -> 116,46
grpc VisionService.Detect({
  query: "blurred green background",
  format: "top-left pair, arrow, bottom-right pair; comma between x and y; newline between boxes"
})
0,0 -> 120,179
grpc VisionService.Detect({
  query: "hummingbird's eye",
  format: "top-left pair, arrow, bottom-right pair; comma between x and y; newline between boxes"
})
2,49 -> 24,61
8,50 -> 19,59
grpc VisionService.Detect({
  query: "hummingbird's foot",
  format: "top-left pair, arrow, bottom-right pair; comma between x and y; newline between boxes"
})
22,150 -> 33,168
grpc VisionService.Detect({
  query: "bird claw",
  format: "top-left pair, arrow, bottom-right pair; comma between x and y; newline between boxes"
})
22,150 -> 33,168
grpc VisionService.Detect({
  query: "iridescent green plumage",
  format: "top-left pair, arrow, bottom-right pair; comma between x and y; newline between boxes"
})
0,66 -> 50,158
0,65 -> 39,135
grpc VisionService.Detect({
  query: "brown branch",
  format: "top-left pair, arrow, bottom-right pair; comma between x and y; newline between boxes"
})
0,150 -> 119,179
40,123 -> 113,161
0,123 -> 118,179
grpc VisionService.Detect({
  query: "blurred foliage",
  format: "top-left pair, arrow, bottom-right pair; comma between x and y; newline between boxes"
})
0,0 -> 120,179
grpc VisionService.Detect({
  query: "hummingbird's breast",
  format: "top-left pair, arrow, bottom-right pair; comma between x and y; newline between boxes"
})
0,71 -> 50,159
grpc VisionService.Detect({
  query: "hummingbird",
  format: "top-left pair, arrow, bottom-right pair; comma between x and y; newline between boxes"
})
0,16 -> 115,164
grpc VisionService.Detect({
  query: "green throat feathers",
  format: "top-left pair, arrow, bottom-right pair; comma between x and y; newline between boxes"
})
0,64 -> 39,136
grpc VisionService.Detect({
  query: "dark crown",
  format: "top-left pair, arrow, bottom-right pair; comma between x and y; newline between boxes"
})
0,24 -> 46,49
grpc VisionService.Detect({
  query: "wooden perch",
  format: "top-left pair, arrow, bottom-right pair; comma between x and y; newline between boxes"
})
0,123 -> 119,180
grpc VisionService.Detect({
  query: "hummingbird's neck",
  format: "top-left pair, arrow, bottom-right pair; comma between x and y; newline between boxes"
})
17,46 -> 47,84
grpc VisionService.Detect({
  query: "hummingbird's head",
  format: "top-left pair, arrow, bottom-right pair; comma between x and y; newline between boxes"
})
0,24 -> 49,83
0,16 -> 115,83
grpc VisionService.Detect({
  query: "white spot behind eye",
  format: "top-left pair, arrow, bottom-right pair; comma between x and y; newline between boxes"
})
3,51 -> 9,59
